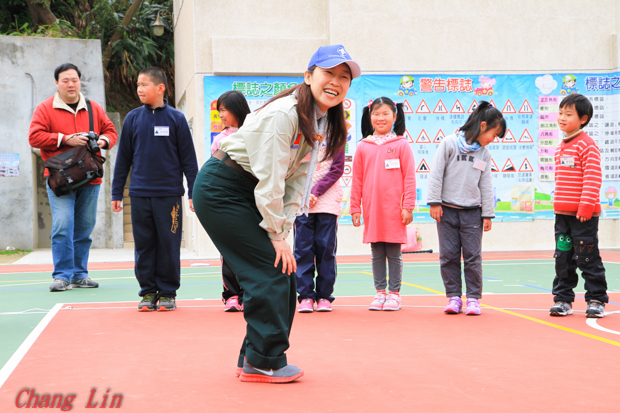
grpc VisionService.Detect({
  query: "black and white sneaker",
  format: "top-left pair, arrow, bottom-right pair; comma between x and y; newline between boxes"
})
585,300 -> 605,318
550,301 -> 573,316
70,278 -> 99,288
49,279 -> 72,292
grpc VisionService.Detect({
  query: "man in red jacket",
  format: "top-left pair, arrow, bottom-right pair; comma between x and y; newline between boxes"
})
29,63 -> 118,292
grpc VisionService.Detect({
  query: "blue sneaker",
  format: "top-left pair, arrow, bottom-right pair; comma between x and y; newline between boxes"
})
239,359 -> 303,383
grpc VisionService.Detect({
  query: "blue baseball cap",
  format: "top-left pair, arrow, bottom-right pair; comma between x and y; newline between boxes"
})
308,44 -> 361,79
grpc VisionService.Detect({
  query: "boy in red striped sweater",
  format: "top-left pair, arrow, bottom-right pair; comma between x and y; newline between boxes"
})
550,94 -> 607,318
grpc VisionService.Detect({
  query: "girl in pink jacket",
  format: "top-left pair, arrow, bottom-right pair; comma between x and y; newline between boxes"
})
351,97 -> 416,311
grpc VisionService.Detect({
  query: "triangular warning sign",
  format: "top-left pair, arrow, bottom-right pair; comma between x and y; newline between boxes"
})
490,158 -> 499,173
501,99 -> 517,114
416,159 -> 430,173
403,129 -> 414,143
416,100 -> 431,114
519,129 -> 534,143
502,158 -> 516,172
433,129 -> 445,143
341,176 -> 352,186
519,158 -> 533,172
433,99 -> 448,113
402,99 -> 414,114
450,100 -> 465,114
502,130 -> 516,143
467,100 -> 478,113
518,99 -> 534,114
493,136 -> 500,143
416,130 -> 431,143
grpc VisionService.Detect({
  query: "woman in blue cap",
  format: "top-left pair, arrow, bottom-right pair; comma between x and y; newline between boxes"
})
193,44 -> 360,383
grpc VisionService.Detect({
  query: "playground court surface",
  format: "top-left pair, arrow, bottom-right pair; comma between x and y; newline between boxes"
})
1,250 -> 619,412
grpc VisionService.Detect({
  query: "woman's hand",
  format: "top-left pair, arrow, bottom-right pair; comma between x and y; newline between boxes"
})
429,205 -> 443,222
401,209 -> 413,225
271,239 -> 297,275
352,213 -> 361,227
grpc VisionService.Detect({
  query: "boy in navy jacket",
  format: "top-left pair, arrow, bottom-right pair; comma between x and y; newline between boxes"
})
112,67 -> 198,311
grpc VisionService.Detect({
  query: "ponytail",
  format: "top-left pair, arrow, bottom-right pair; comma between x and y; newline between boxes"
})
360,96 -> 407,139
460,101 -> 506,143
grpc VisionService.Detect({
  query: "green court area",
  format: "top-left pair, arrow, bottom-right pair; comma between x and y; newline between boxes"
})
2,259 -> 620,370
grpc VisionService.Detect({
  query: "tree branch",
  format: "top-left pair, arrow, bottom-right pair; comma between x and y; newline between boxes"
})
102,0 -> 144,71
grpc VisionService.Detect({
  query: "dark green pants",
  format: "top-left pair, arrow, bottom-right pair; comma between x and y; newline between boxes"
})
193,157 -> 297,370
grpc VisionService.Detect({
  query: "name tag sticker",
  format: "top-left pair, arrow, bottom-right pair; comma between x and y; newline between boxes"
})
385,159 -> 401,169
154,126 -> 169,136
560,155 -> 575,167
473,159 -> 487,171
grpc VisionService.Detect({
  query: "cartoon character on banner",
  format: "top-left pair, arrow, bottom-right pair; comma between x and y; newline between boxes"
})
560,75 -> 579,95
604,186 -> 618,208
474,75 -> 496,96
397,75 -> 417,96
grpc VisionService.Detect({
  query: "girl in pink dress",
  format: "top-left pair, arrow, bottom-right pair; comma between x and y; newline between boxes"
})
351,97 -> 416,311
211,91 -> 251,311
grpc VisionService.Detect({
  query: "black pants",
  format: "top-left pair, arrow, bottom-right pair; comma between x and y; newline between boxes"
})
130,196 -> 182,298
193,157 -> 296,370
222,257 -> 243,303
552,214 -> 607,303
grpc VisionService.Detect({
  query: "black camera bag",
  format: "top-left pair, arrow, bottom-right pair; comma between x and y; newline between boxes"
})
45,99 -> 106,197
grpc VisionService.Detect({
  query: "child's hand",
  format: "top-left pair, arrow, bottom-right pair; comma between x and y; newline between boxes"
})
429,205 -> 443,222
576,215 -> 590,222
401,209 -> 413,225
189,199 -> 194,212
309,194 -> 318,209
111,200 -> 123,212
483,218 -> 492,232
352,213 -> 361,227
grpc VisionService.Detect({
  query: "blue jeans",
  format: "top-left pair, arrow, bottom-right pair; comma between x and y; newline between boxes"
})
46,183 -> 100,282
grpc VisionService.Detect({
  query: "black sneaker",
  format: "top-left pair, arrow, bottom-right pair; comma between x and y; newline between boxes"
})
138,293 -> 158,312
157,297 -> 176,311
239,359 -> 304,383
49,279 -> 72,292
550,301 -> 573,316
586,300 -> 605,318
70,278 -> 99,288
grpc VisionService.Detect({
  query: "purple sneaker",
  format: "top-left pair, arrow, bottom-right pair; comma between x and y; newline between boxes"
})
465,298 -> 481,315
444,296 -> 463,314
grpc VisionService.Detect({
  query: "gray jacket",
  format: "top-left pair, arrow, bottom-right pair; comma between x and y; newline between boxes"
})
427,134 -> 495,218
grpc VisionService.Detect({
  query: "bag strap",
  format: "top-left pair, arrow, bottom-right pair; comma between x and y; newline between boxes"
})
85,98 -> 94,132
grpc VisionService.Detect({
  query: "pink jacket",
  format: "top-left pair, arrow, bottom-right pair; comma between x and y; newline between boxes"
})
350,135 -> 416,243
211,127 -> 238,155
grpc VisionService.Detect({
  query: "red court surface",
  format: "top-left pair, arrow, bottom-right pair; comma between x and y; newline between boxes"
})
1,293 -> 619,412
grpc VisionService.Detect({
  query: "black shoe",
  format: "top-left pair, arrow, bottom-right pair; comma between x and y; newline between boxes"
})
550,301 -> 573,316
586,300 -> 605,318
138,293 -> 158,312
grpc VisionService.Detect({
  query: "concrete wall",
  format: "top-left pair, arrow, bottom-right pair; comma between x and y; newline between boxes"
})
0,36 -> 123,250
174,0 -> 620,258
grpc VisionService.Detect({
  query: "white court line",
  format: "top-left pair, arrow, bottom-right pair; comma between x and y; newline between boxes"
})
586,311 -> 620,335
0,303 -> 63,389
0,308 -> 50,316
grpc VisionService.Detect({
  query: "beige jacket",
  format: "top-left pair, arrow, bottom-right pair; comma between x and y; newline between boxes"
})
221,94 -> 313,240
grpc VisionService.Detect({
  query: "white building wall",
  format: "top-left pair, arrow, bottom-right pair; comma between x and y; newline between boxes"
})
174,0 -> 620,258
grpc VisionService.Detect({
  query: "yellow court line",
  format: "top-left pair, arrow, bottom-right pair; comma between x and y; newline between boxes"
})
400,281 -> 620,348
0,274 -> 221,283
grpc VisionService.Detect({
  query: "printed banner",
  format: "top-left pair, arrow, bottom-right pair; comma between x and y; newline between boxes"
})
0,153 -> 19,177
204,73 -> 620,224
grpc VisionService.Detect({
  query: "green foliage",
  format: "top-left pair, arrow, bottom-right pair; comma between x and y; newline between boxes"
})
0,0 -> 175,111
0,249 -> 32,256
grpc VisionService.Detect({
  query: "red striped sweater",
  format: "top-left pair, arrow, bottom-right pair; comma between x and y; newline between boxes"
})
554,131 -> 602,219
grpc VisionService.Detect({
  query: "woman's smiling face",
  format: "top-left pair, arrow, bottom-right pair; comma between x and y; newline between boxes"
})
305,64 -> 352,112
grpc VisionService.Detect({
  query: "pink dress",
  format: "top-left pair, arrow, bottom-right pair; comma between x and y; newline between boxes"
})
350,134 -> 416,243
